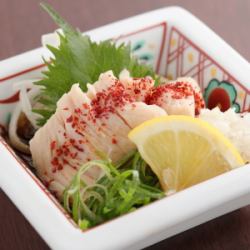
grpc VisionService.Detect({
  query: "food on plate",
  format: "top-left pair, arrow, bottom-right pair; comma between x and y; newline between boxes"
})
5,3 -> 248,229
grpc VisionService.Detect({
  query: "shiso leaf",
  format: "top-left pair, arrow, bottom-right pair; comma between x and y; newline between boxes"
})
35,3 -> 156,126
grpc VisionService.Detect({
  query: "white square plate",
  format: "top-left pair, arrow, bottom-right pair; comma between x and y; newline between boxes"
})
0,6 -> 250,250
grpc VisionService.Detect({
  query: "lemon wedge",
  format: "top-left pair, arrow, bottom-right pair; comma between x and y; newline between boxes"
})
128,115 -> 244,194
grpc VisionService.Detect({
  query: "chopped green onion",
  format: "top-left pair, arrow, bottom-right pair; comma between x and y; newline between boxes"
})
63,156 -> 164,229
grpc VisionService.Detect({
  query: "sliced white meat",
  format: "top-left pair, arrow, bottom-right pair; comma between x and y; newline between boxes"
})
85,74 -> 136,159
88,69 -> 154,102
85,71 -> 155,157
145,77 -> 205,116
30,71 -> 167,199
175,77 -> 205,115
119,69 -> 154,102
145,82 -> 195,116
30,93 -> 101,198
117,102 -> 167,128
60,85 -> 126,162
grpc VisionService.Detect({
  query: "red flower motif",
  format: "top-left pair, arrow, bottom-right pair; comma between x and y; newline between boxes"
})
207,87 -> 231,111
204,79 -> 240,112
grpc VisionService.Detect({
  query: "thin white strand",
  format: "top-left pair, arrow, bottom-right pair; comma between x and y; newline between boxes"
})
8,102 -> 30,154
13,79 -> 42,129
13,79 -> 38,91
19,87 -> 41,129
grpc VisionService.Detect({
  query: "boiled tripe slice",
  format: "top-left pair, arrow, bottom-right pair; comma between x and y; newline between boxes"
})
128,115 -> 244,194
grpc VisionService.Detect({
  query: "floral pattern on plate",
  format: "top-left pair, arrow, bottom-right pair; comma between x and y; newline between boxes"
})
165,26 -> 250,112
116,22 -> 167,73
204,79 -> 240,112
131,40 -> 154,64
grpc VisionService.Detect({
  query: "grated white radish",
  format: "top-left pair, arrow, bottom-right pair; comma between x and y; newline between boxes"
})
199,107 -> 250,163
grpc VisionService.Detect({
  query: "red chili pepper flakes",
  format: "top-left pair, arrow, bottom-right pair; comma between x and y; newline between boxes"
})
50,128 -> 87,172
73,145 -> 84,152
146,81 -> 194,105
134,89 -> 141,94
51,157 -> 59,166
100,81 -> 135,115
127,77 -> 153,100
112,138 -> 117,144
66,115 -> 73,123
44,179 -> 54,188
71,152 -> 78,159
63,158 -> 69,165
56,148 -> 63,157
75,129 -> 84,136
78,139 -> 84,144
58,164 -> 63,170
69,138 -> 76,144
75,108 -> 81,113
194,91 -> 205,115
82,103 -> 89,109
90,80 -> 135,119
50,140 -> 56,150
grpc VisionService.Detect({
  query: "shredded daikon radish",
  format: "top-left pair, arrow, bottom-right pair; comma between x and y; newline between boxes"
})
9,79 -> 42,153
9,102 -> 30,153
